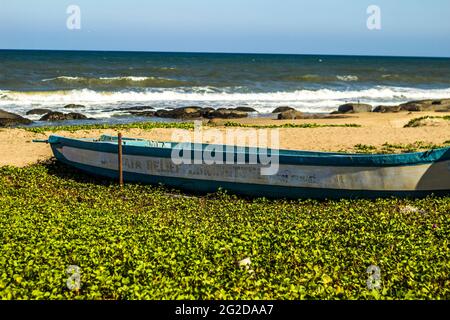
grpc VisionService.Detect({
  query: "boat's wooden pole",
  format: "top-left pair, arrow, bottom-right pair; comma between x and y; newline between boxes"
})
118,132 -> 123,187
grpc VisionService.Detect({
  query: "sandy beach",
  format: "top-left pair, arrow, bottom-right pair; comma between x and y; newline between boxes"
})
1,111 -> 448,167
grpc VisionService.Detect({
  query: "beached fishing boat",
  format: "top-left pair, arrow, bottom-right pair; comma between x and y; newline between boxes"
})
40,135 -> 450,199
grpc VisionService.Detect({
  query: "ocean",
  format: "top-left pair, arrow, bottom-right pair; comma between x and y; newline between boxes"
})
1,50 -> 450,123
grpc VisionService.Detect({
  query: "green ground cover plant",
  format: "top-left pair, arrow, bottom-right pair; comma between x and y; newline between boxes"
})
223,122 -> 361,129
24,121 -> 195,134
0,162 -> 448,300
351,141 -> 450,154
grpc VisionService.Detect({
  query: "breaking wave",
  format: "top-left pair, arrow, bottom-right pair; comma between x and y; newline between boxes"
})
2,86 -> 450,104
1,85 -> 450,116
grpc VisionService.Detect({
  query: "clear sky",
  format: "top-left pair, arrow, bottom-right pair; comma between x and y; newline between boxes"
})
1,0 -> 449,57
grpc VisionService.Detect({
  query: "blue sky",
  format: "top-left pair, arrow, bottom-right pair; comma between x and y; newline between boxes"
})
1,0 -> 449,57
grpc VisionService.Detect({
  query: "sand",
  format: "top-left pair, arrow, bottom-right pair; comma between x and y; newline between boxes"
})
0,112 -> 449,167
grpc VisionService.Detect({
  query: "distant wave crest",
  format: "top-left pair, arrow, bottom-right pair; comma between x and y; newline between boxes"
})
336,75 -> 359,82
282,74 -> 360,82
41,76 -> 191,88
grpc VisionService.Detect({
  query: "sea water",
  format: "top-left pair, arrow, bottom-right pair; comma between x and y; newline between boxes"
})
1,50 -> 449,124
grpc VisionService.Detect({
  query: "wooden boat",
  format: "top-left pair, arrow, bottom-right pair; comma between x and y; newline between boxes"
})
40,135 -> 450,199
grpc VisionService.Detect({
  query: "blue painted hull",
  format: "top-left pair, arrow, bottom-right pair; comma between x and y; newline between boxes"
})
49,135 -> 450,199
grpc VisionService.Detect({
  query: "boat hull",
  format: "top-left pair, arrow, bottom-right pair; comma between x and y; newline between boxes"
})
49,136 -> 450,199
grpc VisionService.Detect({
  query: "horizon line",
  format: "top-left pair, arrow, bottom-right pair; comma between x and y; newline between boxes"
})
1,48 -> 449,59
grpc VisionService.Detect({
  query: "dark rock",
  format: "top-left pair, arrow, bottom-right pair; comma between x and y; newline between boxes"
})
113,106 -> 155,112
431,104 -> 450,112
155,106 -> 203,119
399,102 -> 429,112
200,107 -> 214,117
277,110 -> 304,120
234,107 -> 257,112
399,99 -> 450,112
40,112 -> 88,121
173,106 -> 203,119
204,109 -> 248,119
373,99 -> 450,112
154,109 -> 172,118
272,106 -> 295,113
129,111 -> 156,117
26,108 -> 53,115
69,113 -> 89,120
372,105 -> 402,113
337,103 -> 372,113
0,109 -> 33,127
63,104 -> 86,109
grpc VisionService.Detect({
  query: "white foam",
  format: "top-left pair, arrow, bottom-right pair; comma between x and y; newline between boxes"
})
2,86 -> 450,103
42,76 -> 81,82
99,76 -> 151,81
1,86 -> 450,115
336,75 -> 359,81
42,76 -> 165,82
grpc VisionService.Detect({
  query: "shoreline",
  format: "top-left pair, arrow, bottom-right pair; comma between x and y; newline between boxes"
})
1,111 -> 449,167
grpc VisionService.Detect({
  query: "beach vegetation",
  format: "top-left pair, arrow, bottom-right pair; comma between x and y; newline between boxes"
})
0,162 -> 448,299
350,141 -> 450,154
24,121 -> 196,134
404,116 -> 450,128
222,122 -> 361,129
